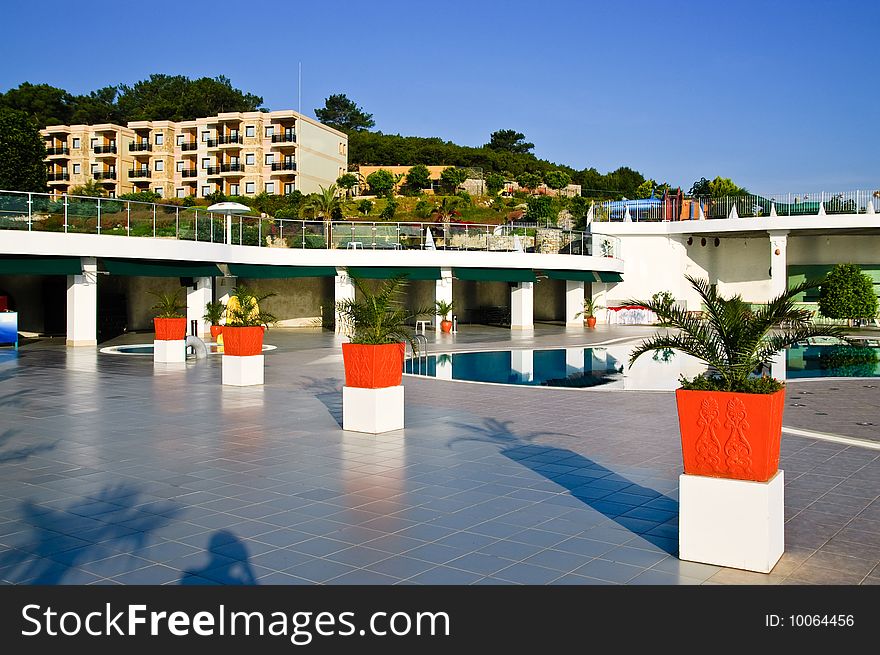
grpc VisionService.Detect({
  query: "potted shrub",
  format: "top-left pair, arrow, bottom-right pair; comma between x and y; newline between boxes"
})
336,275 -> 431,388
150,290 -> 187,340
435,299 -> 455,334
629,275 -> 845,482
203,300 -> 226,340
223,285 -> 277,356
576,296 -> 603,328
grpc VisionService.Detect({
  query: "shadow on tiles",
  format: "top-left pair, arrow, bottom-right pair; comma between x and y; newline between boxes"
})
179,530 -> 258,585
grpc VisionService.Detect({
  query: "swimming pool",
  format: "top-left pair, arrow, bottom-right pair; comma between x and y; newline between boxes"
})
404,343 -> 880,390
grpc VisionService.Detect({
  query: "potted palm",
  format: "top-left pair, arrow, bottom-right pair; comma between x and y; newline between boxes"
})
203,301 -> 225,340
576,296 -> 603,328
435,299 -> 455,334
150,290 -> 187,340
223,285 -> 277,356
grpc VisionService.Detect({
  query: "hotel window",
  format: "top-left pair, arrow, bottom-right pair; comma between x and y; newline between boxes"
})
108,191 -> 116,198
245,181 -> 255,194
176,135 -> 185,146
90,138 -> 98,149
90,163 -> 98,174
265,182 -> 275,194
245,153 -> 255,165
202,158 -> 210,170
154,187 -> 163,197
176,161 -> 184,172
230,183 -> 240,195
72,137 -> 81,149
339,142 -> 346,155
264,126 -> 274,138
265,154 -> 274,165
284,182 -> 295,195
154,160 -> 164,171
155,133 -> 164,145
201,130 -> 210,142
72,163 -> 81,174
202,186 -> 211,196
176,188 -> 185,198
245,125 -> 255,137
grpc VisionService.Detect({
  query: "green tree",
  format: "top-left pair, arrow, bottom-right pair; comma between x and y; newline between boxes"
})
315,93 -> 375,133
0,108 -> 47,192
526,195 -> 554,222
366,169 -> 395,196
70,86 -> 122,124
635,179 -> 655,199
486,129 -> 534,154
357,199 -> 373,215
404,164 -> 432,192
302,184 -> 341,244
485,172 -> 505,195
689,177 -> 711,196
544,170 -> 571,194
115,74 -> 262,122
439,167 -> 467,193
707,176 -> 748,197
336,173 -> 358,197
516,172 -> 542,190
818,264 -> 879,321
380,196 -> 397,220
0,82 -> 72,126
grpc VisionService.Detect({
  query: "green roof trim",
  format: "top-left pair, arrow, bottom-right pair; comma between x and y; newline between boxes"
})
543,270 -> 599,282
0,256 -> 83,276
454,268 -> 537,282
597,272 -> 623,283
102,258 -> 222,277
228,264 -> 337,278
348,267 -> 441,280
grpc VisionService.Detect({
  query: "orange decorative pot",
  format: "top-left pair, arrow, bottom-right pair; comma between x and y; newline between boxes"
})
440,319 -> 453,334
675,388 -> 785,482
154,317 -> 187,341
342,342 -> 405,388
585,316 -> 597,328
222,326 -> 264,356
210,325 -> 223,339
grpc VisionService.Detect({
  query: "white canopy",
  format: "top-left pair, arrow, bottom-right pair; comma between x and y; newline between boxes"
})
207,202 -> 251,214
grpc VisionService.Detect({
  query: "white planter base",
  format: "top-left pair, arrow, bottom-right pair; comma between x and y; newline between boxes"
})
154,339 -> 185,363
679,470 -> 784,573
343,385 -> 404,434
222,354 -> 264,386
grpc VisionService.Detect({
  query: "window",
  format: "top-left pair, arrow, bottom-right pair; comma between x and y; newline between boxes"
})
72,137 -> 81,149
90,163 -> 98,174
265,182 -> 275,194
264,126 -> 274,138
154,160 -> 164,171
155,133 -> 164,145
245,153 -> 255,165
284,182 -> 295,195
72,163 -> 81,174
264,153 -> 274,165
176,188 -> 185,198
339,142 -> 346,155
176,135 -> 185,146
202,158 -> 210,170
245,182 -> 255,194
90,138 -> 98,149
201,130 -> 210,142
202,186 -> 211,197
230,184 -> 239,196
153,187 -> 163,197
245,125 -> 255,137
176,161 -> 184,172
108,191 -> 116,198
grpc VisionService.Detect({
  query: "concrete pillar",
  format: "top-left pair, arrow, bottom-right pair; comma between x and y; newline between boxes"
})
768,231 -> 789,297
187,276 -> 213,338
335,268 -> 355,333
66,257 -> 97,347
435,267 -> 453,332
225,214 -> 232,245
511,281 -> 534,330
565,280 -> 585,326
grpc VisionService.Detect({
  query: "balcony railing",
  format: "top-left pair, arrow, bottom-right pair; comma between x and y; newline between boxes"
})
180,142 -> 198,151
46,173 -> 70,181
45,146 -> 69,155
271,133 -> 297,143
93,145 -> 117,154
181,169 -> 198,178
94,171 -> 117,180
220,163 -> 246,173
128,169 -> 151,178
207,135 -> 243,147
271,162 -> 297,171
129,142 -> 152,152
205,166 -> 222,175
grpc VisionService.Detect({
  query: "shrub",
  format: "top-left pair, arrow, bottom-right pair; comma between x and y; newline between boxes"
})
380,197 -> 397,220
357,199 -> 373,215
818,263 -> 878,320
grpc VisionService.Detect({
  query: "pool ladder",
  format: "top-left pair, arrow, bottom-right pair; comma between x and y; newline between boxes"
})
409,334 -> 429,375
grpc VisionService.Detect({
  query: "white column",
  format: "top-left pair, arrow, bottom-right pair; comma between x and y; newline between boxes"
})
565,279 -> 585,326
565,347 -> 585,375
768,230 -> 789,297
187,277 -> 213,338
225,214 -> 232,245
510,281 -> 534,330
435,267 -> 453,331
335,268 -> 355,333
66,256 -> 97,347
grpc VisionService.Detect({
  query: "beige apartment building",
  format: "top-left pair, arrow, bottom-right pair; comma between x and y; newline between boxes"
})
42,110 -> 347,198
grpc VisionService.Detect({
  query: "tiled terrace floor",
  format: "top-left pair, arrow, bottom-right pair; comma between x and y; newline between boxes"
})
0,324 -> 878,585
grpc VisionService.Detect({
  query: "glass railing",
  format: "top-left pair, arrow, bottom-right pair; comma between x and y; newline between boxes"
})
180,169 -> 198,177
180,142 -> 198,151
46,173 -> 70,181
129,143 -> 152,151
128,169 -> 151,178
270,162 -> 296,171
271,133 -> 296,143
45,146 -> 69,155
93,171 -> 116,180
220,163 -> 245,173
93,145 -> 117,154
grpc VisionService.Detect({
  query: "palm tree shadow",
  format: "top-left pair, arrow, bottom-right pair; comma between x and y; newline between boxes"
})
0,484 -> 183,584
179,530 -> 258,585
451,417 -> 679,554
0,428 -> 59,463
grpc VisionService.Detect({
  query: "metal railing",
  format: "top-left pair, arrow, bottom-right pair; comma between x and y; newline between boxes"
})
93,171 -> 116,180
270,162 -> 297,171
180,169 -> 198,178
271,133 -> 296,143
180,142 -> 198,151
128,169 -> 151,178
205,135 -> 242,147
220,163 -> 246,173
129,142 -> 152,152
596,189 -> 880,222
92,145 -> 117,154
45,146 -> 69,155
46,173 -> 70,181
0,188 -> 620,257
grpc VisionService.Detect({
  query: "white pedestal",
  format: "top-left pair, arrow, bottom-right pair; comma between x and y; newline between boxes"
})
154,339 -> 185,363
222,354 -> 264,386
343,385 -> 404,434
679,470 -> 784,573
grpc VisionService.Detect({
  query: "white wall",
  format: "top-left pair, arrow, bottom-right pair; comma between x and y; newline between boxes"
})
297,120 -> 346,195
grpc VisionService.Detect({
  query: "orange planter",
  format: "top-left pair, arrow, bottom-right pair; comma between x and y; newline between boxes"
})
210,325 -> 223,339
222,326 -> 264,356
440,319 -> 453,334
675,388 -> 785,482
342,342 -> 405,388
585,316 -> 597,328
154,317 -> 187,341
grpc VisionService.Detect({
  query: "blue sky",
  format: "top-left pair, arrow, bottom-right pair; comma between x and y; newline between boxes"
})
2,0 -> 877,193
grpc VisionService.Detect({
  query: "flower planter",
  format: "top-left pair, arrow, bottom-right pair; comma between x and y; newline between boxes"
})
440,319 -> 453,334
675,387 -> 785,482
222,326 -> 264,356
154,317 -> 187,341
210,325 -> 223,339
342,342 -> 405,389
585,316 -> 597,328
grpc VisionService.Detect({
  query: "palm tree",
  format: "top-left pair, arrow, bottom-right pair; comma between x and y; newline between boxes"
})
302,184 -> 341,247
629,275 -> 846,391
